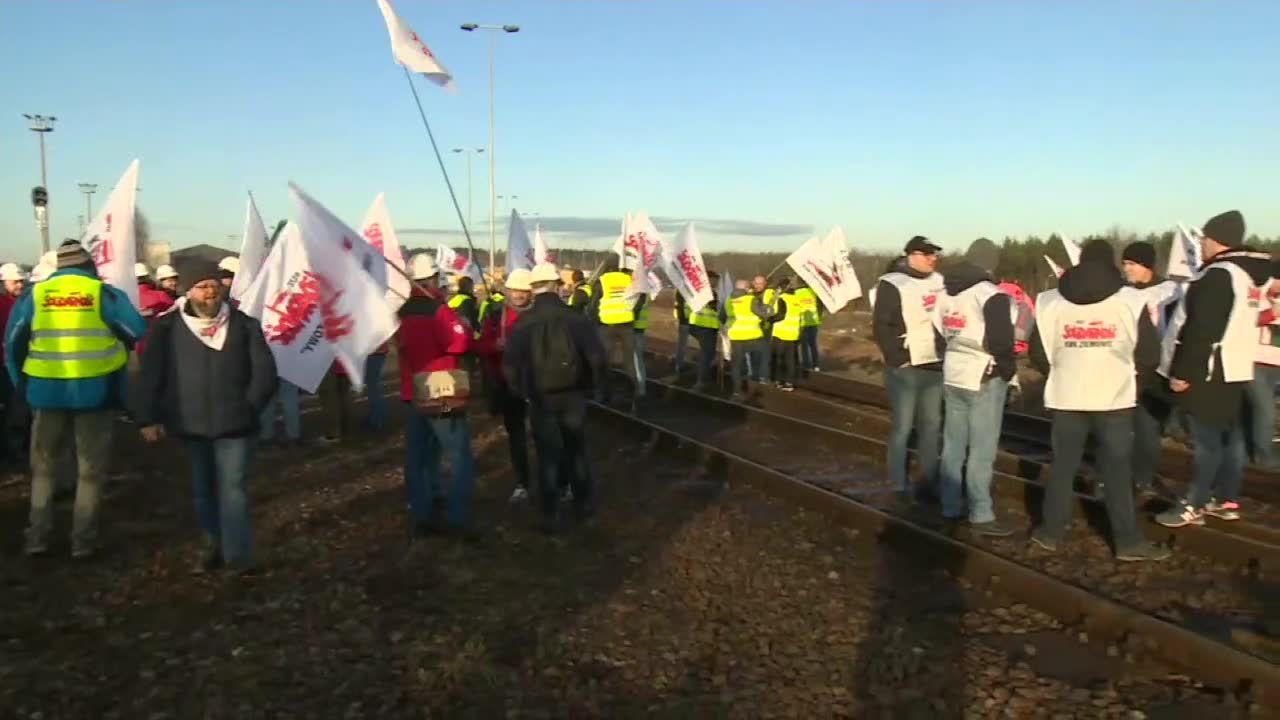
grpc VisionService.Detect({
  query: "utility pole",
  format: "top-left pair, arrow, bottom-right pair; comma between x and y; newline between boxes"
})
24,114 -> 56,253
451,147 -> 485,233
78,182 -> 98,226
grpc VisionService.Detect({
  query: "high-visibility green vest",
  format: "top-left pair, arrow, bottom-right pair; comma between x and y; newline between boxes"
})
596,272 -> 634,325
726,295 -> 763,341
690,304 -> 720,330
568,284 -> 593,307
447,294 -> 471,311
634,302 -> 650,331
23,274 -> 127,379
772,292 -> 802,342
478,293 -> 504,324
793,287 -> 820,327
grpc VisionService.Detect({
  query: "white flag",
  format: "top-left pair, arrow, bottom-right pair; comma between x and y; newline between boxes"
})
717,270 -> 734,361
376,0 -> 455,91
506,210 -> 538,274
1167,222 -> 1203,280
1044,255 -> 1065,278
230,192 -> 270,302
239,223 -> 336,394
622,212 -> 664,299
290,183 -> 401,388
787,236 -> 845,314
533,224 -> 555,265
81,159 -> 140,307
820,226 -> 863,305
359,192 -> 411,312
610,213 -> 631,268
437,244 -> 485,286
661,222 -> 714,313
1060,234 -> 1082,267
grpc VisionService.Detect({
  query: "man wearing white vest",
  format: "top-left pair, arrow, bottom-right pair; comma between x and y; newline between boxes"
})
873,236 -> 946,498
937,238 -> 1017,535
1029,239 -> 1169,561
1157,211 -> 1272,528
1121,241 -> 1184,497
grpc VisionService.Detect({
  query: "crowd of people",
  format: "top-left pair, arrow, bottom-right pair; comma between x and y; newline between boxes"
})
872,209 -> 1276,561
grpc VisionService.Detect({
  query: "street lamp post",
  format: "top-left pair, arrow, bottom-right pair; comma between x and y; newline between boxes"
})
460,22 -> 519,277
498,194 -> 519,217
24,114 -> 56,253
78,182 -> 98,226
451,147 -> 485,233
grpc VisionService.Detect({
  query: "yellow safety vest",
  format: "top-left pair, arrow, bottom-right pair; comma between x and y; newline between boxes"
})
634,302 -> 650,331
726,295 -> 763,341
597,272 -> 634,325
568,284 -> 593,307
690,304 -> 720,330
23,274 -> 127,379
793,287 -> 820,327
772,292 -> 802,342
478,293 -> 504,324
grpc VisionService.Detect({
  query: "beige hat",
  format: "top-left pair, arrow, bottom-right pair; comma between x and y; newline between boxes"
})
134,261 -> 151,278
529,263 -> 560,286
505,268 -> 533,292
408,253 -> 439,280
155,264 -> 179,281
217,256 -> 241,274
0,262 -> 25,282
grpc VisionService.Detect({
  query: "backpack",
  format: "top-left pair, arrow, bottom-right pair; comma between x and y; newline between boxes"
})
529,317 -> 581,394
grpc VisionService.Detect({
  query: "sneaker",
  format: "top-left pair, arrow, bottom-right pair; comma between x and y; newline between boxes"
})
1115,542 -> 1172,562
970,519 -> 1016,537
811,367 -> 821,373
1156,502 -> 1205,528
780,383 -> 795,392
1204,498 -> 1241,521
509,487 -> 529,504
1029,533 -> 1059,552
729,392 -> 747,403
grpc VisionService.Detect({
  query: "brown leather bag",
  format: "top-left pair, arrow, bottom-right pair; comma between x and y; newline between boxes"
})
412,369 -> 470,414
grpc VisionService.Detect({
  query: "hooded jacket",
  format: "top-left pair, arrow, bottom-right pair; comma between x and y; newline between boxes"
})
942,262 -> 1017,383
872,265 -> 945,370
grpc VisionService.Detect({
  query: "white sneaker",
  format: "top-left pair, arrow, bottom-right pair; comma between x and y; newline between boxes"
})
1156,501 -> 1205,528
509,487 -> 529,504
1204,498 -> 1241,521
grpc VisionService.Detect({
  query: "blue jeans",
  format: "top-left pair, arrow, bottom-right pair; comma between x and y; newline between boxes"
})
1131,390 -> 1174,491
884,366 -> 944,492
185,436 -> 253,567
1188,416 -> 1246,507
259,380 -> 301,442
365,354 -> 389,430
632,331 -> 648,389
940,378 -> 1008,523
404,408 -> 474,529
731,338 -> 767,393
800,326 -> 820,370
674,324 -> 690,371
1245,364 -> 1280,469
1039,410 -> 1144,551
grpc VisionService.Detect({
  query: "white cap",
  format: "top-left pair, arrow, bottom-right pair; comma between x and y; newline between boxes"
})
0,262 -> 26,282
155,264 -> 179,281
39,251 -> 56,268
29,261 -> 54,284
408,253 -> 438,280
529,263 -> 560,286
134,262 -> 151,278
505,268 -> 533,292
217,256 -> 241,274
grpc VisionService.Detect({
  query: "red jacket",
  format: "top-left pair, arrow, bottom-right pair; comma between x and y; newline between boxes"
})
474,303 -> 521,386
0,293 -> 15,359
395,288 -> 471,401
134,283 -> 176,357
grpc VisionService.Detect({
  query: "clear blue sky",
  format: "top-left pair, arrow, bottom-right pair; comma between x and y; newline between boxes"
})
2,0 -> 1277,263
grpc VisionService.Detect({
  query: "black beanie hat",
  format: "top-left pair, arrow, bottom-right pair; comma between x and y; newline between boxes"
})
1079,239 -> 1115,266
964,237 -> 1000,274
183,259 -> 222,287
1202,210 -> 1246,248
1121,242 -> 1156,270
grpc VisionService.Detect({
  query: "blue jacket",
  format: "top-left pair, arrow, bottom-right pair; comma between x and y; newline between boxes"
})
4,268 -> 147,411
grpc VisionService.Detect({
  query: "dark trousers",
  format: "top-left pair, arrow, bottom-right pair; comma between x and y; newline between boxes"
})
690,326 -> 719,386
1,374 -> 31,466
1039,410 -> 1144,552
771,338 -> 798,385
319,370 -> 353,440
599,324 -> 643,397
730,338 -> 767,394
1132,390 -> 1174,491
1188,415 -> 1246,508
494,385 -> 531,490
529,394 -> 593,519
799,326 -> 821,370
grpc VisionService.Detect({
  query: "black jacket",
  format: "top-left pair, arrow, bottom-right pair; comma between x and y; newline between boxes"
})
452,293 -> 480,333
872,267 -> 945,370
1169,248 -> 1272,426
505,292 -> 609,402
1029,260 -> 1160,388
568,287 -> 590,313
134,303 -> 278,438
943,263 -> 1016,382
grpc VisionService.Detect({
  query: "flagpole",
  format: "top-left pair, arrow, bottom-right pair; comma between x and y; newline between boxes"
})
401,67 -> 493,294
763,258 -> 789,280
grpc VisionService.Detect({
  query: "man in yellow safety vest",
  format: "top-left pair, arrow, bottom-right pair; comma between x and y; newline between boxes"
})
448,276 -> 481,334
4,240 -> 147,558
770,280 -> 803,391
566,269 -> 592,312
720,278 -> 778,400
587,260 -> 647,404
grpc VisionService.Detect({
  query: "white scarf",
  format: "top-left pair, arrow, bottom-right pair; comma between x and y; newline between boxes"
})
176,297 -> 231,351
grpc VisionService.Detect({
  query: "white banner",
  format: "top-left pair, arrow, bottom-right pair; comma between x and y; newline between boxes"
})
532,224 -> 555,266
787,236 -> 844,314
360,192 -> 411,312
1044,255 -> 1065,278
661,222 -> 714,313
1060,234 -> 1082,267
821,226 -> 863,304
81,159 -> 140,307
230,192 -> 270,302
376,0 -> 454,90
506,210 -> 537,274
718,270 -> 734,360
610,212 -> 633,269
437,244 -> 485,287
1167,222 -> 1203,280
623,212 -> 664,299
290,184 -> 400,387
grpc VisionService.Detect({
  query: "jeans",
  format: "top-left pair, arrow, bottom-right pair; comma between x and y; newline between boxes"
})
632,331 -> 648,390
884,366 -> 944,492
730,338 -> 767,393
940,378 -> 1009,523
404,408 -> 474,529
259,380 -> 301,442
690,326 -> 719,386
1245,364 -> 1280,469
1187,415 -> 1246,507
495,386 -> 531,490
529,394 -> 593,519
319,369 -> 353,440
185,436 -> 253,567
674,323 -> 690,372
1131,390 -> 1173,491
27,409 -> 114,552
364,353 -> 389,430
771,338 -> 798,385
600,324 -> 643,398
1039,410 -> 1144,551
800,326 -> 821,370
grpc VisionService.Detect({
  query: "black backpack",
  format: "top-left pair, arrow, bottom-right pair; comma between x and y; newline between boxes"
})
529,317 -> 582,394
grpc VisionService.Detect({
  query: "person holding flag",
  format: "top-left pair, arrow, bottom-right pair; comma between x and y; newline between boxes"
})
720,279 -> 778,400
769,279 -> 803,391
587,259 -> 646,406
689,271 -> 723,391
793,279 -> 823,373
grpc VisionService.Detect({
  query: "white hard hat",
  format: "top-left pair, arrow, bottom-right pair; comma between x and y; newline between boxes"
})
39,251 -> 56,267
529,263 -> 560,286
0,262 -> 25,282
134,262 -> 151,278
408,253 -> 438,280
29,261 -> 54,284
505,268 -> 533,292
155,264 -> 179,281
217,256 -> 241,274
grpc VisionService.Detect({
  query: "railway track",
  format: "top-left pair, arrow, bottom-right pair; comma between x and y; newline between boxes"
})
590,373 -> 1280,709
